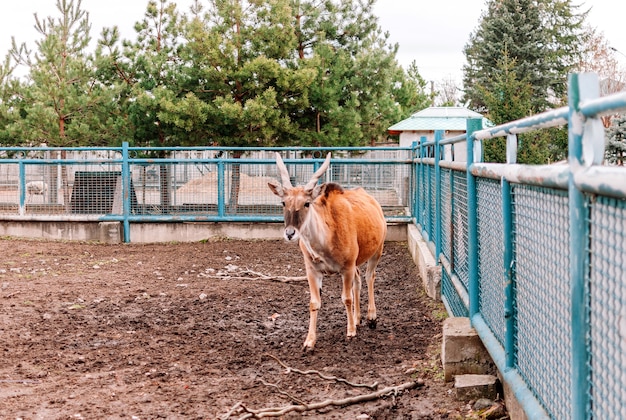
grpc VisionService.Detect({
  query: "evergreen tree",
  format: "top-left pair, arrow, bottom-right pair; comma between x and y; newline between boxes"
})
182,0 -> 313,147
606,114 -> 626,166
463,0 -> 586,163
477,51 -> 533,162
291,0 -> 428,146
6,0 -> 112,147
463,0 -> 586,113
0,56 -> 25,146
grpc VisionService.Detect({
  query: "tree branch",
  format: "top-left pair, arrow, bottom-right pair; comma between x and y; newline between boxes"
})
266,353 -> 379,390
234,380 -> 423,419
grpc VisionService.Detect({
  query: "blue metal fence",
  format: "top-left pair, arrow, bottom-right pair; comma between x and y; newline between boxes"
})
413,73 -> 626,419
0,147 -> 413,242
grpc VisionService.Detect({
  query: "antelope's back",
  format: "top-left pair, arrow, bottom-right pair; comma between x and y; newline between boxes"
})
342,187 -> 387,264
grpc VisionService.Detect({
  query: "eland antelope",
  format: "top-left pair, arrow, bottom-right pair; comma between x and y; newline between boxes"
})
268,152 -> 387,350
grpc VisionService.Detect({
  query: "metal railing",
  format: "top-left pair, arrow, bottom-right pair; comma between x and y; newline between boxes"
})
0,147 -> 413,241
414,73 -> 626,419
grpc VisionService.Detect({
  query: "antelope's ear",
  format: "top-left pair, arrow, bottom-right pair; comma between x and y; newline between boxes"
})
310,182 -> 325,200
268,180 -> 285,197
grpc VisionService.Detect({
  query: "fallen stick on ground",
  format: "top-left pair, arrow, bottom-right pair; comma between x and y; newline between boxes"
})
204,268 -> 306,283
219,402 -> 242,420
234,380 -> 424,419
257,378 -> 308,406
266,353 -> 379,390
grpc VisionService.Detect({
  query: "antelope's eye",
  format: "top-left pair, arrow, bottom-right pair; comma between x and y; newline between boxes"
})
281,202 -> 285,207
304,202 -> 310,208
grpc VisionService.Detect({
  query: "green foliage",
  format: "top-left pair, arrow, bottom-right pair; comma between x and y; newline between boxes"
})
463,0 -> 585,163
0,0 -> 427,148
4,0 -> 118,146
464,0 -> 586,113
606,114 -> 626,165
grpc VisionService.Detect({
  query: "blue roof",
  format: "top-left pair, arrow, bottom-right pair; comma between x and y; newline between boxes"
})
388,106 -> 492,131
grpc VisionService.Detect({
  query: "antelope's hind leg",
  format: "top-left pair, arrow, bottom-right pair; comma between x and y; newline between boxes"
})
341,266 -> 358,339
364,251 -> 382,329
353,267 -> 362,325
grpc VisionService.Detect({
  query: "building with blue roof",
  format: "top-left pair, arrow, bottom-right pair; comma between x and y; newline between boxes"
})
388,106 -> 492,161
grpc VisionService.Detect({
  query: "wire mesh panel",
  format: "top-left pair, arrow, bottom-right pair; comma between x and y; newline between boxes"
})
132,162 -> 219,215
427,165 -> 439,242
514,185 -> 571,419
452,170 -> 469,288
225,161 -> 285,216
441,269 -> 469,317
422,164 -> 434,240
417,164 -> 427,227
588,195 -> 626,419
477,177 -> 506,346
440,168 -> 452,263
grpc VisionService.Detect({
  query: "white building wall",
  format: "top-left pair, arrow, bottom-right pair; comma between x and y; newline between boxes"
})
399,130 -> 468,162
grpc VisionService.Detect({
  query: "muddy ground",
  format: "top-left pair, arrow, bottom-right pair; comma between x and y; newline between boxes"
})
0,237 -> 500,419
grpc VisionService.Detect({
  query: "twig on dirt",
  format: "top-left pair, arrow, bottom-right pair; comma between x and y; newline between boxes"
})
257,378 -> 308,406
0,379 -> 41,384
233,380 -> 423,419
205,268 -> 306,283
2,291 -> 21,299
220,401 -> 243,420
265,353 -> 379,390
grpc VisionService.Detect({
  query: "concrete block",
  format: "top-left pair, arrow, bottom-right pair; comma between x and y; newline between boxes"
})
406,224 -> 441,300
498,371 -> 528,420
98,222 -> 122,244
455,374 -> 499,401
442,317 -> 495,382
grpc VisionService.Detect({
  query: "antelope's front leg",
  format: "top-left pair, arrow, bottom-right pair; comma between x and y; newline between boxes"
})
342,266 -> 357,338
303,270 -> 322,350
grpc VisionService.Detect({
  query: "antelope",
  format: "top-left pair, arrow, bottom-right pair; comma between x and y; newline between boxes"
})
268,152 -> 387,350
25,181 -> 48,202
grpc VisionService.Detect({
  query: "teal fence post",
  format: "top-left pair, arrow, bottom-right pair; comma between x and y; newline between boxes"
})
411,140 -> 419,224
121,142 -> 131,243
434,130 -> 443,263
568,73 -> 595,420
18,160 -> 25,215
217,159 -> 225,217
418,136 -> 427,229
466,117 -> 483,320
503,134 -> 517,369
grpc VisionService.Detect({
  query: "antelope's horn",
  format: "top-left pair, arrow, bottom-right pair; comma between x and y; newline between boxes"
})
304,152 -> 331,191
275,152 -> 293,188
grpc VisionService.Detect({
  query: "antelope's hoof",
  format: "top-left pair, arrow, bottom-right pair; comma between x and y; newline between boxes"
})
367,318 -> 377,329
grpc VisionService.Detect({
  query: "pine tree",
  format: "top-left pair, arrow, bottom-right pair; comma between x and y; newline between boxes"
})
7,0 -> 111,146
606,114 -> 626,165
463,0 -> 586,113
291,0 -> 429,146
463,0 -> 586,163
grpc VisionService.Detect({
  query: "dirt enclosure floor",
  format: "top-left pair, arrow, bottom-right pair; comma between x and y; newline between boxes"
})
0,237 -> 498,419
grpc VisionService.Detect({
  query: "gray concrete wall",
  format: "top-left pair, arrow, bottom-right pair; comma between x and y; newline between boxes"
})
0,221 -> 407,243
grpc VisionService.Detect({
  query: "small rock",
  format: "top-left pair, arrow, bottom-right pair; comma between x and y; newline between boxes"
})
473,398 -> 494,410
199,293 -> 208,300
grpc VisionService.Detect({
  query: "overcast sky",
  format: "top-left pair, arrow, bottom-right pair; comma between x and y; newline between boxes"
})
0,0 -> 624,85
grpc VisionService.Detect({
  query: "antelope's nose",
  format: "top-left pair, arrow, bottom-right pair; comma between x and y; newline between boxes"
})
285,227 -> 296,241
